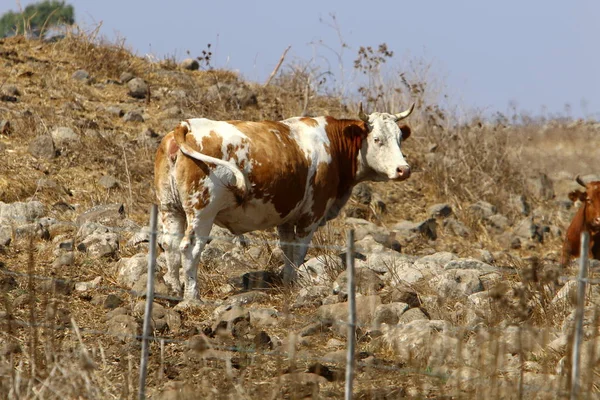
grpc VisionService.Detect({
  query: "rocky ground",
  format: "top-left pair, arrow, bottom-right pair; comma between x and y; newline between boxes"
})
1,33 -> 600,399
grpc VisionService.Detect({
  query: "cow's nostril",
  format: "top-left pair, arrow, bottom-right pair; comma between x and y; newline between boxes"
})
397,166 -> 411,177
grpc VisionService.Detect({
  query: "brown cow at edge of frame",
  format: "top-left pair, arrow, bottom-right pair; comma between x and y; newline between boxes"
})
561,176 -> 600,267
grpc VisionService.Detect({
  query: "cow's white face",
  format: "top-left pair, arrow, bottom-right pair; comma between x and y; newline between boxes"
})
361,110 -> 412,182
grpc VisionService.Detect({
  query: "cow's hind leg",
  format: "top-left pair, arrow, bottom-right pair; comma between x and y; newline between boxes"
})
160,208 -> 186,296
180,211 -> 216,300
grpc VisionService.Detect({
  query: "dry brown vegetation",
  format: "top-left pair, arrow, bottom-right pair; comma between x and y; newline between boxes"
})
1,28 -> 600,399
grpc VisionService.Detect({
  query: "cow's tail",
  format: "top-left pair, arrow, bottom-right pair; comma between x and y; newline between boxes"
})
173,122 -> 248,199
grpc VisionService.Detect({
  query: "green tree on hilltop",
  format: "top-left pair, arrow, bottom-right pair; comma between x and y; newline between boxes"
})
0,1 -> 74,38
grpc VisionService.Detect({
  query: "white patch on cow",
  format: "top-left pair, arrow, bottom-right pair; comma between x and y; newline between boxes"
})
186,118 -> 255,177
280,117 -> 333,221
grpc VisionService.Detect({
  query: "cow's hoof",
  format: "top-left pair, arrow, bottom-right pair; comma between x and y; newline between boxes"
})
164,278 -> 183,298
174,298 -> 204,311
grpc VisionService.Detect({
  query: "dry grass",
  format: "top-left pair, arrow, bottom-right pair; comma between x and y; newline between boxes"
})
1,30 -> 599,399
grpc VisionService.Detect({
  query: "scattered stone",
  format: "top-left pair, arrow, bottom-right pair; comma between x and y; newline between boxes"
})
317,295 -> 381,334
513,217 -> 541,241
0,120 -> 11,135
497,231 -> 521,249
2,85 -> 20,97
128,78 -> 149,99
381,319 -> 452,362
1,342 -> 22,357
117,253 -> 148,287
275,372 -> 327,398
0,274 -> 18,292
296,256 -> 336,286
123,110 -> 145,122
393,218 -> 437,240
333,267 -> 383,297
106,105 -> 124,117
131,274 -> 170,298
71,69 -> 90,82
28,135 -> 56,159
430,269 -> 484,298
428,203 -> 452,218
76,204 -> 125,226
373,302 -> 409,326
76,223 -> 119,258
75,276 -> 102,292
52,252 -> 74,267
293,285 -> 330,308
370,192 -> 387,213
469,201 -> 497,218
120,71 -> 134,83
0,225 -> 11,246
0,94 -> 17,102
133,300 -> 166,319
98,175 -> 119,189
486,213 -> 510,232
397,307 -> 429,324
181,58 -> 199,70
444,258 -> 497,273
527,173 -> 554,200
106,314 -> 139,342
103,294 -> 123,309
232,270 -> 282,291
225,291 -> 269,306
443,218 -> 470,237
254,330 -> 273,350
249,308 -> 278,327
51,127 -> 80,149
383,284 -> 421,308
212,305 -> 250,336
39,279 -> 74,296
299,320 -> 330,337
510,194 -> 531,215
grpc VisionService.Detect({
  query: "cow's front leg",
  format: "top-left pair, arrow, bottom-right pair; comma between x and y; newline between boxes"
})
277,224 -> 297,285
293,225 -> 318,269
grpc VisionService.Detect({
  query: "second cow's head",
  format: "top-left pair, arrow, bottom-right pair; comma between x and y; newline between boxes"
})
570,176 -> 600,231
357,103 -> 414,182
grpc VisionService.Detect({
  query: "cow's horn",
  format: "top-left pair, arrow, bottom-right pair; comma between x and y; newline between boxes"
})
358,103 -> 369,123
576,175 -> 586,187
394,103 -> 415,121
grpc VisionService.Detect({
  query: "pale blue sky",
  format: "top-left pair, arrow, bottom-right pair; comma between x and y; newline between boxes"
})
3,1 -> 599,119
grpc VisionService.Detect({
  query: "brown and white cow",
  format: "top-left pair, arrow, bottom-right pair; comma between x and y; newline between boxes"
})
561,176 -> 600,266
154,104 -> 415,300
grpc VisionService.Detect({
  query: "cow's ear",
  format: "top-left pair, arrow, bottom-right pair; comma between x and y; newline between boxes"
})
569,190 -> 587,202
398,124 -> 411,140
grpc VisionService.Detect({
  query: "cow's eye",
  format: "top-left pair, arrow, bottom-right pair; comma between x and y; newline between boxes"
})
373,137 -> 380,144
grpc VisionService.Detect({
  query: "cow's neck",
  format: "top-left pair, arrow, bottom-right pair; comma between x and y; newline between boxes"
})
324,117 -> 367,198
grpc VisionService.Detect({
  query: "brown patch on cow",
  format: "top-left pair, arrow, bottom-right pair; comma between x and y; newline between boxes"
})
300,117 -> 319,127
229,120 -> 310,218
296,118 -> 369,231
324,117 -> 368,197
562,181 -> 600,266
198,130 -> 224,159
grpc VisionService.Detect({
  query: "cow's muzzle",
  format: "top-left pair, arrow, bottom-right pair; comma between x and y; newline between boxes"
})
393,165 -> 411,181
590,217 -> 600,231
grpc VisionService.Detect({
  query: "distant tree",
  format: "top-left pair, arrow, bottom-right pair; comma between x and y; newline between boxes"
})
0,1 -> 74,38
